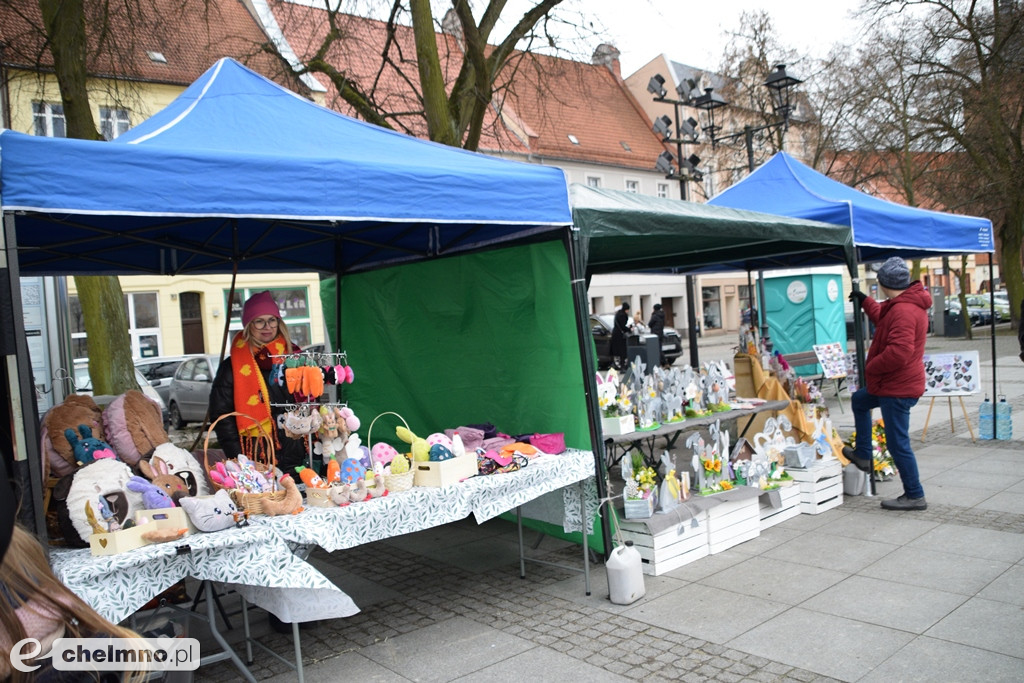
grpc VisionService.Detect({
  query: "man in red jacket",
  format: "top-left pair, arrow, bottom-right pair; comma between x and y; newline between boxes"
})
844,257 -> 932,510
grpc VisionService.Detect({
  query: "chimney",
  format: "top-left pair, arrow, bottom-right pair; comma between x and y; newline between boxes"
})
592,43 -> 621,79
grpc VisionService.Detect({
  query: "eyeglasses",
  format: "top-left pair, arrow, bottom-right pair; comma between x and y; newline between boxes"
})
251,317 -> 279,330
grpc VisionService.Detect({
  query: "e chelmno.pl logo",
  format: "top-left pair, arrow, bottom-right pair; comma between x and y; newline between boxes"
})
10,637 -> 201,673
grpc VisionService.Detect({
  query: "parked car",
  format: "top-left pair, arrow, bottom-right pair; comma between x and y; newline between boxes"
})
167,354 -> 222,428
964,294 -> 1010,322
72,361 -> 170,429
590,313 -> 683,370
134,356 -> 188,405
945,299 -> 992,327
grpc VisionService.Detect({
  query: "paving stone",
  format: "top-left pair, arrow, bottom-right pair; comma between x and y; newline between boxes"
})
728,661 -> 755,676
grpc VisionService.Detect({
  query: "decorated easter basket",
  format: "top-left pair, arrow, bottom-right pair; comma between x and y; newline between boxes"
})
204,411 -> 285,515
368,411 -> 414,493
305,487 -> 333,507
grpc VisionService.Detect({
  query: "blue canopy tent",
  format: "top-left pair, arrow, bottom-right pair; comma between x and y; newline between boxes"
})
708,152 -> 993,261
708,151 -> 999,430
0,59 -> 611,546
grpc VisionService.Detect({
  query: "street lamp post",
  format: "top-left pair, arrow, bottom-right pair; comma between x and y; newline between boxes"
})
648,74 -> 705,366
692,64 -> 804,346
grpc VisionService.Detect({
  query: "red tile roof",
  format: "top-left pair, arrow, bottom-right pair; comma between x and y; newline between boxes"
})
0,0 -> 298,90
268,3 -> 668,169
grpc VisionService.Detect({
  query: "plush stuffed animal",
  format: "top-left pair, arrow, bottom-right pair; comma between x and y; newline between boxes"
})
259,475 -> 303,516
139,455 -> 191,503
126,475 -> 176,509
149,442 -> 212,497
180,489 -> 242,532
60,459 -> 143,545
313,406 -> 344,458
396,424 -> 430,462
64,425 -> 117,466
41,395 -> 105,478
102,389 -> 168,466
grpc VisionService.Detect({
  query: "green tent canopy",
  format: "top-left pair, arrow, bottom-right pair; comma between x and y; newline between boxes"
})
571,184 -> 857,276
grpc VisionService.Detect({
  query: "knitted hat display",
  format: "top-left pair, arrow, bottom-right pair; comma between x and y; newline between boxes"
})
241,290 -> 281,327
876,257 -> 911,290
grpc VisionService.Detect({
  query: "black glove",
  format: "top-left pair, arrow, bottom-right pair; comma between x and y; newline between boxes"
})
849,290 -> 868,306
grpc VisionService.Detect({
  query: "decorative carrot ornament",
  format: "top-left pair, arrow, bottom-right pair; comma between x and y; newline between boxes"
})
295,465 -> 326,489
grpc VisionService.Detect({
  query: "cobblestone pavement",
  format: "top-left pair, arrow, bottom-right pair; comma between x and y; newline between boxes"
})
183,329 -> 1023,682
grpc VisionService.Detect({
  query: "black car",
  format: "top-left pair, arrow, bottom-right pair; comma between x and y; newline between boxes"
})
590,313 -> 683,369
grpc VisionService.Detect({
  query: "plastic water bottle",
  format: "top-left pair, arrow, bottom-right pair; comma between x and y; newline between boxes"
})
979,396 -> 994,440
607,540 -> 645,605
995,395 -> 1012,440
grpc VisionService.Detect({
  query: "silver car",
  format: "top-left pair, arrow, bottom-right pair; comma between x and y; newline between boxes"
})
134,356 -> 188,405
166,354 -> 222,428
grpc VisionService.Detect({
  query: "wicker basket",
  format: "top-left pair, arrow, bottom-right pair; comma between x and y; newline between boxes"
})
204,411 -> 281,514
368,411 -> 415,492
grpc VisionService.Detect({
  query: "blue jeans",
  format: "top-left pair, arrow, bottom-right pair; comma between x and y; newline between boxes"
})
851,388 -> 923,499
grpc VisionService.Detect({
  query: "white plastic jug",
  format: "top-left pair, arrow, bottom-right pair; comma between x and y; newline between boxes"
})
607,540 -> 646,605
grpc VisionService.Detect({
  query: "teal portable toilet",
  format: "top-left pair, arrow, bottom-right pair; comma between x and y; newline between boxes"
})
763,272 -> 847,377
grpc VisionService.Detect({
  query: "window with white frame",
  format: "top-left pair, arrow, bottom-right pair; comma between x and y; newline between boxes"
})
227,287 -> 313,347
68,291 -> 161,361
32,102 -> 66,137
99,107 -> 131,140
586,176 -> 601,188
624,179 -> 640,193
656,182 -> 669,198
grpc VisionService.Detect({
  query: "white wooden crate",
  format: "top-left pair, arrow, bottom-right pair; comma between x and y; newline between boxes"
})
706,495 -> 761,554
618,511 -> 709,576
758,485 -> 801,530
788,458 -> 844,514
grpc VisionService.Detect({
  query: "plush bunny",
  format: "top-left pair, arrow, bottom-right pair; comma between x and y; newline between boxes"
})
139,455 -> 191,503
149,442 -> 211,497
126,475 -> 176,509
396,424 -> 429,462
314,405 -> 343,458
64,425 -> 117,466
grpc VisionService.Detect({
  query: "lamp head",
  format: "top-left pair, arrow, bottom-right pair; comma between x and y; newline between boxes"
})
647,74 -> 668,98
655,150 -> 675,175
653,114 -> 673,139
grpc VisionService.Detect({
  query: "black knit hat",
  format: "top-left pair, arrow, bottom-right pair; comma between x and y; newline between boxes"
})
876,257 -> 911,290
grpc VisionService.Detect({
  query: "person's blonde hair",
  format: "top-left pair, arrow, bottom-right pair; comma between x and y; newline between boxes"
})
242,316 -> 295,353
1,525 -> 144,682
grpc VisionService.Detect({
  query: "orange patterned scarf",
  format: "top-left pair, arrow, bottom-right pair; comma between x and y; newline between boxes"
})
230,331 -> 286,448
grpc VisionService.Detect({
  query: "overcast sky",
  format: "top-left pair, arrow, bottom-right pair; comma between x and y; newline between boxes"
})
549,0 -> 869,76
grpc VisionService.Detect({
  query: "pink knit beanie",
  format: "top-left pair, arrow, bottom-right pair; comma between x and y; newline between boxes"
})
241,290 -> 281,327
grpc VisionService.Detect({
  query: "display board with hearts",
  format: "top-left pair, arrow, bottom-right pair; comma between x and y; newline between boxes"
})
922,351 -> 980,397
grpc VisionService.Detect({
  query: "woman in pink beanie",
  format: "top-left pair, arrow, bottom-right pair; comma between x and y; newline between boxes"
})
208,290 -> 305,476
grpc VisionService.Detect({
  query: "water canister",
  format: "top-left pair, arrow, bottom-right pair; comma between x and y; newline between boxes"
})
607,540 -> 646,605
995,395 -> 1012,440
979,396 -> 994,440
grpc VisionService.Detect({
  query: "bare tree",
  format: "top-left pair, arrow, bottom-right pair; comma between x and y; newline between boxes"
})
861,0 -> 1024,329
36,0 -> 136,394
260,0 -> 569,150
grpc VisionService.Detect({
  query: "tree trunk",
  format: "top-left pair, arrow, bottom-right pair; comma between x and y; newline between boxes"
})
999,211 -> 1023,330
409,0 -> 457,146
73,276 -> 137,394
39,0 -> 135,393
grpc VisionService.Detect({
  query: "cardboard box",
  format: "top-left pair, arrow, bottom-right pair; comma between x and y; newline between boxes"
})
413,454 -> 478,487
89,507 -> 192,556
618,511 -> 709,575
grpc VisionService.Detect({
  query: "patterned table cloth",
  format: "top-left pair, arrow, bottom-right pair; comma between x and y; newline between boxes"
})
49,523 -> 359,624
50,449 -> 597,624
253,449 -> 598,551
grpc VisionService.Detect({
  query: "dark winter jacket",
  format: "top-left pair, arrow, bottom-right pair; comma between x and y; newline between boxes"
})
208,348 -> 307,474
862,281 -> 932,397
648,309 -> 666,338
611,308 -> 630,358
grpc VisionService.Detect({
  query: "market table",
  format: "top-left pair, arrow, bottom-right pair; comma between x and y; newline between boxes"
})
604,400 -> 790,467
49,523 -> 358,682
50,449 -> 597,683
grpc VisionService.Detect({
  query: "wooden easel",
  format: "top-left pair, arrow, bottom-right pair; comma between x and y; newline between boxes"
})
921,395 -> 976,442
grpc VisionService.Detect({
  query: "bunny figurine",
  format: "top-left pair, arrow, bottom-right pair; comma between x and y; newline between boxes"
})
64,425 -> 117,466
126,475 -> 175,509
138,455 -> 190,503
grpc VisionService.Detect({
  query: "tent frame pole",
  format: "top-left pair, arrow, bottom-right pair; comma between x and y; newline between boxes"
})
563,225 -> 612,560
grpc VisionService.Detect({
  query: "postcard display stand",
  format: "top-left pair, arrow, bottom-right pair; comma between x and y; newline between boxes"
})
787,458 -> 843,514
